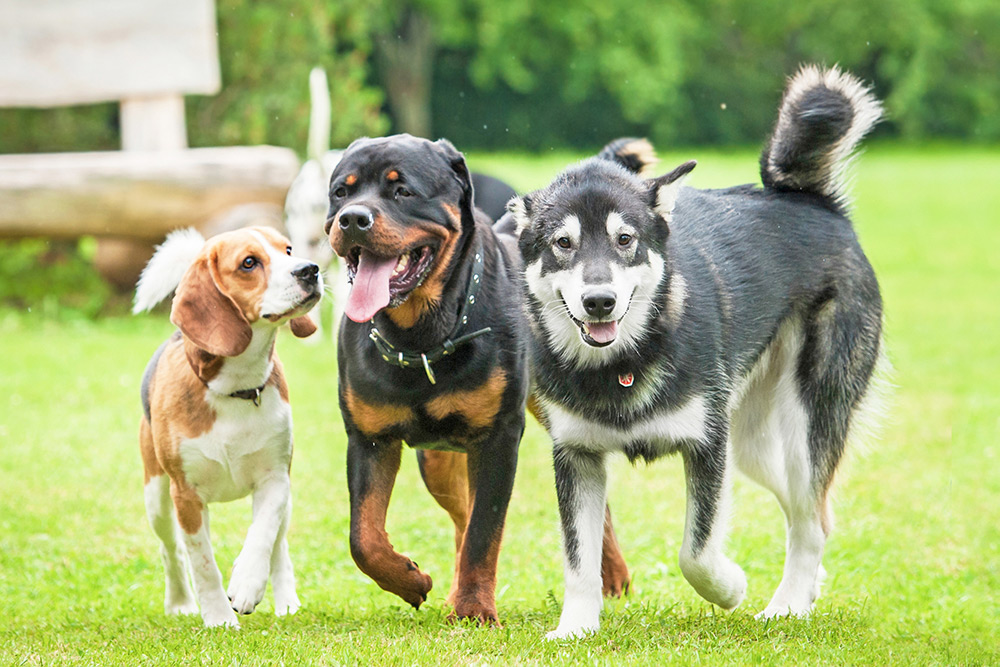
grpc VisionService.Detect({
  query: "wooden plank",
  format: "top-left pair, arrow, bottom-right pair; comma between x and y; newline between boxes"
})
0,147 -> 300,240
0,0 -> 220,107
120,95 -> 188,151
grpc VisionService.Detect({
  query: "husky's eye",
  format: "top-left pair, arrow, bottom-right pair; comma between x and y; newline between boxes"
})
286,246 -> 293,256
556,237 -> 572,250
333,186 -> 347,198
617,233 -> 633,247
241,256 -> 259,271
394,186 -> 412,200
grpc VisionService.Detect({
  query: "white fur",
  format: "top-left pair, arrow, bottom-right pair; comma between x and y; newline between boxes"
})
132,228 -> 205,313
765,65 -> 882,208
525,250 -> 665,369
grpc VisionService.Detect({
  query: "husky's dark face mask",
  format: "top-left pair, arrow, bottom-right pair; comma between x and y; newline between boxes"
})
511,160 -> 694,366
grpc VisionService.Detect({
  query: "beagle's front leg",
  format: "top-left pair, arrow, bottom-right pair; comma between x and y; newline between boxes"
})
228,472 -> 292,615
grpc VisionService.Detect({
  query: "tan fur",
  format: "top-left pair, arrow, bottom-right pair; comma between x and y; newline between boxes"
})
426,368 -> 507,429
343,385 -> 415,436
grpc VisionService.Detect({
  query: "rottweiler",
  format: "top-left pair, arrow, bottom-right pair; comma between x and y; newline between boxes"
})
323,134 -> 527,623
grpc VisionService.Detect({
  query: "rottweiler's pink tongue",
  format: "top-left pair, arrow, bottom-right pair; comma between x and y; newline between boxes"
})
587,321 -> 618,344
345,250 -> 398,322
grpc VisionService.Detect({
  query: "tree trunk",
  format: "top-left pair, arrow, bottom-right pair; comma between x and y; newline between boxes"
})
375,9 -> 434,139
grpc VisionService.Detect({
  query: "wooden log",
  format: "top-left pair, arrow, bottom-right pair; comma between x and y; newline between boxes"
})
0,146 -> 301,241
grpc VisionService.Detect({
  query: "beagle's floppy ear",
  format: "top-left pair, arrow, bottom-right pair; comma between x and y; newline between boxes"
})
648,160 -> 696,221
170,256 -> 253,357
289,314 -> 318,338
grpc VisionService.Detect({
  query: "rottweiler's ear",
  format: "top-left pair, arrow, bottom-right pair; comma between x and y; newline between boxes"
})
435,138 -> 475,226
289,314 -> 318,338
171,256 -> 252,358
507,194 -> 533,238
648,160 -> 696,222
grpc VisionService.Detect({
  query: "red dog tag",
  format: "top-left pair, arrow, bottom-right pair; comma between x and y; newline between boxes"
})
618,372 -> 634,387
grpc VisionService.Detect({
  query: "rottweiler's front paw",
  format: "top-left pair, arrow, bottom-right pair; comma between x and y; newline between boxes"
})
393,562 -> 433,609
449,596 -> 499,626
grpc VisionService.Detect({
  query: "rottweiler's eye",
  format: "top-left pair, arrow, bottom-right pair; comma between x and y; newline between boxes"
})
286,246 -> 292,256
333,186 -> 347,198
556,237 -> 572,250
241,256 -> 259,270
618,233 -> 633,247
394,186 -> 412,200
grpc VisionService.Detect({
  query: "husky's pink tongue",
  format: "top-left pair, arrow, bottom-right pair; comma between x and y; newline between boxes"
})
586,321 -> 618,344
345,250 -> 399,322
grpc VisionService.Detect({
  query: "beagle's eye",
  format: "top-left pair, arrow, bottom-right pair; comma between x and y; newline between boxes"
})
333,186 -> 347,198
555,237 -> 572,250
286,246 -> 292,256
241,256 -> 259,271
618,233 -> 633,247
394,185 -> 412,200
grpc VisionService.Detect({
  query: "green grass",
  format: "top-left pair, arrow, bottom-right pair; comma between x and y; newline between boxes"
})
1,145 -> 998,665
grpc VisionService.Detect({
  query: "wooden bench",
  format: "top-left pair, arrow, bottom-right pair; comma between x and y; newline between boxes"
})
0,0 -> 300,287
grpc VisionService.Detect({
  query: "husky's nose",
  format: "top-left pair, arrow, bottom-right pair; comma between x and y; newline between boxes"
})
582,289 -> 617,319
293,261 -> 320,285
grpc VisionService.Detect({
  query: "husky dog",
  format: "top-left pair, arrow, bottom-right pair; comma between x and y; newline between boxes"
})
509,66 -> 885,638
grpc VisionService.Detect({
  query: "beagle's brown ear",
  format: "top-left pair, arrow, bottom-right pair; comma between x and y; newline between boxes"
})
170,257 -> 252,357
289,314 -> 318,338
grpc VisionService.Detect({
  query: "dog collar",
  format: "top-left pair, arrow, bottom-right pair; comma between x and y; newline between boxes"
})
368,239 -> 492,385
229,384 -> 265,406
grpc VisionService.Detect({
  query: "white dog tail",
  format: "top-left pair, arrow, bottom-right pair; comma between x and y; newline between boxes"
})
307,67 -> 332,162
132,228 -> 205,313
760,65 -> 882,210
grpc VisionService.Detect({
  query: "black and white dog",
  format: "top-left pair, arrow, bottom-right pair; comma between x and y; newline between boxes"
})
508,66 -> 886,638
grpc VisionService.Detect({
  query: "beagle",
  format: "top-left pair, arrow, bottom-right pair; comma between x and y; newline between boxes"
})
133,226 -> 322,628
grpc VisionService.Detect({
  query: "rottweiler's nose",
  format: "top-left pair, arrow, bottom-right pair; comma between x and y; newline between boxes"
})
582,289 -> 616,319
293,261 -> 320,285
338,205 -> 375,232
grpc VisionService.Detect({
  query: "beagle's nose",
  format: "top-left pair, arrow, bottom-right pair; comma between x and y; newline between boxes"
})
582,289 -> 616,319
293,262 -> 320,285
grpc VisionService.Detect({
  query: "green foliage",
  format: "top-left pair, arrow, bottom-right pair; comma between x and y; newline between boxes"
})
0,238 -> 115,320
188,0 -> 388,153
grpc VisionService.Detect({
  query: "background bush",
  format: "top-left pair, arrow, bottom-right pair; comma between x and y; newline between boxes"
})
0,0 -> 997,153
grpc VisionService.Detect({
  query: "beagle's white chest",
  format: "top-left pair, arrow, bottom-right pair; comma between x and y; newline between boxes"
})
179,386 -> 293,504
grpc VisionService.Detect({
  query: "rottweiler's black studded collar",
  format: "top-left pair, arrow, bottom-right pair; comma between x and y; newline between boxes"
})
368,239 -> 492,384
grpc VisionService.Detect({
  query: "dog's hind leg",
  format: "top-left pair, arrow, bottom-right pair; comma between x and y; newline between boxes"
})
678,431 -> 748,611
144,473 -> 198,616
548,446 -> 609,639
268,497 -> 300,616
416,450 -> 470,605
601,504 -> 631,597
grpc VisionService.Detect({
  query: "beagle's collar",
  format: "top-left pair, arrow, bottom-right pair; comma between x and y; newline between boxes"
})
229,384 -> 266,406
368,239 -> 492,385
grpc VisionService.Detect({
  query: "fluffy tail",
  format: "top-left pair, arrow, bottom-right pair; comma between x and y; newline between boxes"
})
760,65 -> 882,209
306,67 -> 332,162
132,228 -> 205,313
597,137 -> 659,176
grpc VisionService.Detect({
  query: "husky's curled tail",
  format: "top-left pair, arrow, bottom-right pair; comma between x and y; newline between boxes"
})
760,65 -> 882,210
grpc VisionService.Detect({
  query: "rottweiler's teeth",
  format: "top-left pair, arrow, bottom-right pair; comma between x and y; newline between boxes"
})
392,253 -> 409,277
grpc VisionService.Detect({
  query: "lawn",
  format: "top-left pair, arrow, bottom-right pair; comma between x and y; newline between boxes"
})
1,145 -> 997,665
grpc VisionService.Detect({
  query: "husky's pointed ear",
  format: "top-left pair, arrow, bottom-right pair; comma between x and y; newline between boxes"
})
649,160 -> 696,220
506,194 -> 533,237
